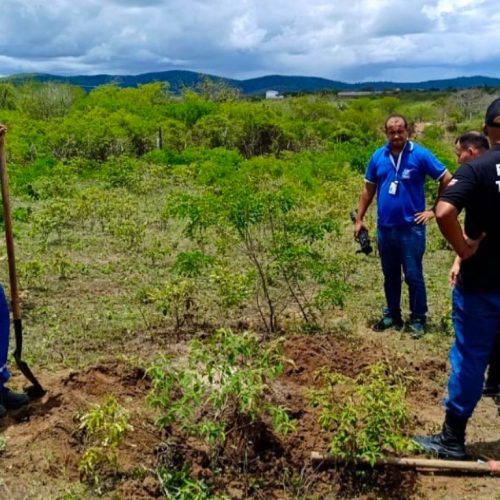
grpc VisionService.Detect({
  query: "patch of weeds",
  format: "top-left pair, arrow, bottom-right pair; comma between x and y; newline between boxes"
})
156,466 -> 213,499
56,485 -> 89,500
130,465 -> 149,480
309,362 -> 419,465
422,331 -> 453,355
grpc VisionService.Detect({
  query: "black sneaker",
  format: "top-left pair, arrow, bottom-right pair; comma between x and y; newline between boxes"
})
1,388 -> 30,409
372,316 -> 404,332
0,404 -> 6,418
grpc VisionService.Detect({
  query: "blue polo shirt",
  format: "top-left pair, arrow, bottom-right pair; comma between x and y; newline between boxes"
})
365,141 -> 446,227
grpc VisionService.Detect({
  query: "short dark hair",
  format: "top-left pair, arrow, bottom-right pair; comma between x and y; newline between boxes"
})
455,131 -> 490,151
384,114 -> 408,130
485,98 -> 500,128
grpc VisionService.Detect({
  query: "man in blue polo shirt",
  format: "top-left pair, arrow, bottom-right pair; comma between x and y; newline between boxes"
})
354,114 -> 451,337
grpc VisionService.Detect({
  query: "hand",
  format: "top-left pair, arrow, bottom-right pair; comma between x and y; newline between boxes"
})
448,257 -> 461,287
354,220 -> 367,239
414,210 -> 435,224
0,124 -> 6,137
460,232 -> 486,260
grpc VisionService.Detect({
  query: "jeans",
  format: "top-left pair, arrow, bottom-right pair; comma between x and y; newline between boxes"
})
0,285 -> 10,389
377,225 -> 427,321
446,287 -> 500,418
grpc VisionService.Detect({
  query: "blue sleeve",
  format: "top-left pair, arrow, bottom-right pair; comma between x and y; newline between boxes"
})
365,153 -> 378,184
421,148 -> 447,180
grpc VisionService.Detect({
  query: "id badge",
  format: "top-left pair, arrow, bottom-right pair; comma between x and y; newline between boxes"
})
388,181 -> 399,195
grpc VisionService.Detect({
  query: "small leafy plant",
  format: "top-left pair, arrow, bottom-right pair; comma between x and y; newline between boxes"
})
148,328 -> 295,462
77,396 -> 133,488
309,362 -> 418,466
156,466 -> 212,500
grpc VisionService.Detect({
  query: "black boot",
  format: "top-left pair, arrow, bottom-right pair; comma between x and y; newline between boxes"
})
413,411 -> 467,460
0,387 -> 29,410
483,348 -> 500,397
483,378 -> 500,397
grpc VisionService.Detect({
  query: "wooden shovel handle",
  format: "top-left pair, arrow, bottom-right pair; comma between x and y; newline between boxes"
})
0,133 -> 21,320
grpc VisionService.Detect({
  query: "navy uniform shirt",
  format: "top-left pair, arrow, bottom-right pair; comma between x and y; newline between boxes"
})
439,144 -> 500,292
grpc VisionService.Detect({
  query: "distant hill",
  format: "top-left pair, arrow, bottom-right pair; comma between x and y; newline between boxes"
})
3,70 -> 500,95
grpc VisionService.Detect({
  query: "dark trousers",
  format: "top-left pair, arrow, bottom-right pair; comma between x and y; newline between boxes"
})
0,285 -> 11,389
485,335 -> 500,385
377,225 -> 427,320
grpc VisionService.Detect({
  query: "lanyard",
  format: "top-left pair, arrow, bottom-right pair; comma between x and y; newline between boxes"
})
389,141 -> 407,174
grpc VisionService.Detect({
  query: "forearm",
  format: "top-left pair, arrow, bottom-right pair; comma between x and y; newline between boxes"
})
435,201 -> 469,258
356,184 -> 376,223
437,171 -> 453,195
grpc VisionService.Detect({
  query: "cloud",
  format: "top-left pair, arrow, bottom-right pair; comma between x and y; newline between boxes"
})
0,0 -> 498,81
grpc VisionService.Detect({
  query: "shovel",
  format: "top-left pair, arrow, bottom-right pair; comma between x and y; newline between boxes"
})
0,132 -> 45,398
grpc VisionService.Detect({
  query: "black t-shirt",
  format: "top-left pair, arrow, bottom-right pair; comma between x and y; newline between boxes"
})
439,144 -> 500,292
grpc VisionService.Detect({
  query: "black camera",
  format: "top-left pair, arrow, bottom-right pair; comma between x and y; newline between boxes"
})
350,210 -> 373,255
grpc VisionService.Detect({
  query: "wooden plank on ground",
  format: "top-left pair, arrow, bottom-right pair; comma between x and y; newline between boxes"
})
310,451 -> 500,475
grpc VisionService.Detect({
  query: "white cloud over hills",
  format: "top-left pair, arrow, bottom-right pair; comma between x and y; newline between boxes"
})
0,0 -> 499,82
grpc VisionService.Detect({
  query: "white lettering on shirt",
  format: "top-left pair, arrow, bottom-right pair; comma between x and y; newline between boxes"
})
496,164 -> 500,176
497,180 -> 500,192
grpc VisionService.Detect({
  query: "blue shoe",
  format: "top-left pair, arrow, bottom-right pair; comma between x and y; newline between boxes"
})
1,387 -> 30,409
409,318 -> 426,339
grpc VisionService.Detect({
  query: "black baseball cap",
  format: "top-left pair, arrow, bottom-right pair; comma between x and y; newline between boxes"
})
485,98 -> 500,128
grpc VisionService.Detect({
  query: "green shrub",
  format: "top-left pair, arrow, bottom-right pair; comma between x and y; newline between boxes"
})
148,329 -> 295,461
309,362 -> 418,465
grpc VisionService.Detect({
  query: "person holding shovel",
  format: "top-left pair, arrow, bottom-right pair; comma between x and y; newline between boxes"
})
0,124 -> 30,417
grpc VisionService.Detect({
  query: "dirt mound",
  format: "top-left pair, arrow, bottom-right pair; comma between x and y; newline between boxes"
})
0,363 -> 161,499
284,334 -> 380,381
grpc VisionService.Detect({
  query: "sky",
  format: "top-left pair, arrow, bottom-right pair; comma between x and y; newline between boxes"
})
0,0 -> 499,83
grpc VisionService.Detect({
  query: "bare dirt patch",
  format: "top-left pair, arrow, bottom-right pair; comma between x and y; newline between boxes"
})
0,334 -> 498,499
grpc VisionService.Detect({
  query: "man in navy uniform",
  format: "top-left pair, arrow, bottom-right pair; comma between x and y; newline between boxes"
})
449,131 -> 500,399
415,99 -> 500,459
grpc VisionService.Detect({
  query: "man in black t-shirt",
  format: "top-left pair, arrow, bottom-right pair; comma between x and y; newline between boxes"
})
449,132 -> 500,398
415,99 -> 500,460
